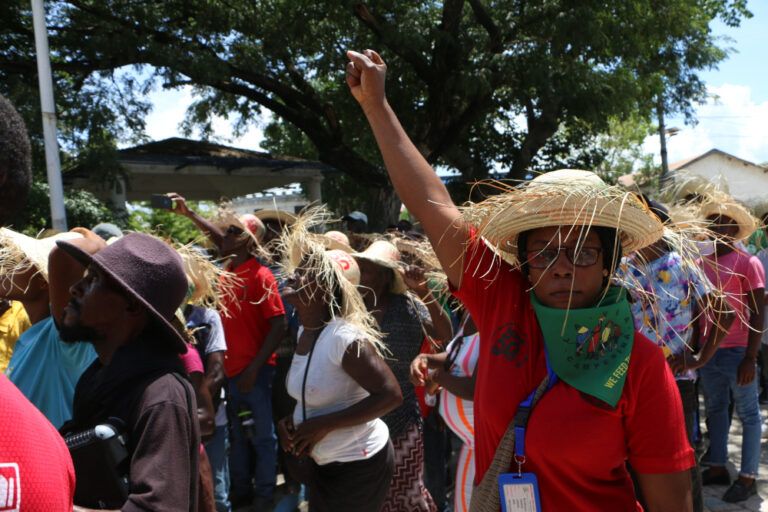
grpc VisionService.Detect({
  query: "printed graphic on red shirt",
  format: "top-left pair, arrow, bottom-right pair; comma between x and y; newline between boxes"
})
0,463 -> 20,511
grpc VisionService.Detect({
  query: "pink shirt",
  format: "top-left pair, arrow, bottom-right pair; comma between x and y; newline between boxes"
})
179,344 -> 204,374
702,249 -> 765,348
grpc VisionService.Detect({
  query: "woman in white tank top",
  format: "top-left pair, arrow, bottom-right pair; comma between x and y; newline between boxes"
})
277,234 -> 402,512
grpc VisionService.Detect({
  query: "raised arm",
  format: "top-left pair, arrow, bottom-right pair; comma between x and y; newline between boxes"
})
346,49 -> 468,288
166,192 -> 226,252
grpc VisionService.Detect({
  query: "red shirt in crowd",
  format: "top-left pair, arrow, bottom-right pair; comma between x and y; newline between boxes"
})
453,235 -> 694,511
0,374 -> 75,510
221,258 -> 285,378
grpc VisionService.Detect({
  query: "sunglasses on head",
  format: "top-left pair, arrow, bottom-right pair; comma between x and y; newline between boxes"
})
526,246 -> 602,269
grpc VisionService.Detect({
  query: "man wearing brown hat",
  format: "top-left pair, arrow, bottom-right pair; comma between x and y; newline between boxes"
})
56,232 -> 200,511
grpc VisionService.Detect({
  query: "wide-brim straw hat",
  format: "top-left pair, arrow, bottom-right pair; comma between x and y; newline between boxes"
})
177,243 -> 238,315
254,209 -> 297,227
320,231 -> 354,253
352,240 -> 407,294
699,197 -> 757,241
326,249 -> 361,285
0,228 -> 82,282
214,208 -> 266,243
463,169 -> 664,259
57,233 -> 189,353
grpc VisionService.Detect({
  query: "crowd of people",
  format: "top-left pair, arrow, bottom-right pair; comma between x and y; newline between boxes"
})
0,50 -> 767,512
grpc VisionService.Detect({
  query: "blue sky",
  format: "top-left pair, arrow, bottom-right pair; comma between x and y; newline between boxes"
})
144,1 -> 768,167
645,0 -> 768,165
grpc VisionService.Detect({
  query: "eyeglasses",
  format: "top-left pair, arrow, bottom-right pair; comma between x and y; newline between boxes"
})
226,225 -> 244,236
526,246 -> 602,269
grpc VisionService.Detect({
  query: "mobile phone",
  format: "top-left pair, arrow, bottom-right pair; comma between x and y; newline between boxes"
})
150,194 -> 174,209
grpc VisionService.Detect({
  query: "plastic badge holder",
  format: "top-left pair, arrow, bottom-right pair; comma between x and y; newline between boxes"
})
499,472 -> 542,512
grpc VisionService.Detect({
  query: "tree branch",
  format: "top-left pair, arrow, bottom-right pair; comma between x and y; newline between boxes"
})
467,0 -> 503,52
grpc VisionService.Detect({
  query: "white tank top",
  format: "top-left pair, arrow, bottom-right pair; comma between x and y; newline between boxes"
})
286,319 -> 390,465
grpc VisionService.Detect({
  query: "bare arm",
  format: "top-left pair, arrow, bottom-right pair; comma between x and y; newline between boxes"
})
433,370 -> 476,401
670,292 -> 734,375
738,287 -> 764,386
166,192 -> 226,251
636,471 -> 693,512
695,292 -> 734,365
189,371 -> 215,441
402,265 -> 453,343
204,351 -> 226,403
289,340 -> 403,456
347,50 -> 468,287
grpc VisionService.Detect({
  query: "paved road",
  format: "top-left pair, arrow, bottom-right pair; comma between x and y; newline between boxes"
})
702,405 -> 768,511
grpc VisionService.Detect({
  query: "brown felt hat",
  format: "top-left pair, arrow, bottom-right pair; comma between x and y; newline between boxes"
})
56,233 -> 189,353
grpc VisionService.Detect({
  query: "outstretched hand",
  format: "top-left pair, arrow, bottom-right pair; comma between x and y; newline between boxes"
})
166,192 -> 191,216
346,49 -> 387,110
401,264 -> 430,297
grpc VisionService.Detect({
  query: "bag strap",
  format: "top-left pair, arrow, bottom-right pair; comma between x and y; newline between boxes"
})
301,328 -> 323,422
469,372 -> 553,512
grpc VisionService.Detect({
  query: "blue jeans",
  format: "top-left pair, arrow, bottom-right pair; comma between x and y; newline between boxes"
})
227,365 -> 278,501
205,424 -> 232,512
700,347 -> 762,478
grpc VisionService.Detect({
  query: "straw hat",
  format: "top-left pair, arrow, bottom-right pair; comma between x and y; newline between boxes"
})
214,207 -> 266,243
699,198 -> 757,241
176,243 -> 238,315
277,206 -> 386,355
254,209 -> 297,227
326,249 -> 361,286
463,170 -> 663,260
0,228 -> 82,282
352,240 -> 407,294
320,231 -> 354,253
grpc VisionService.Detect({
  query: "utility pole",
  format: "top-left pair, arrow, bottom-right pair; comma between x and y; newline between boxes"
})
657,97 -> 670,189
31,0 -> 67,231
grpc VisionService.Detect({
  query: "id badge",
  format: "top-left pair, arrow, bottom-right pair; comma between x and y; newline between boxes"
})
498,472 -> 542,512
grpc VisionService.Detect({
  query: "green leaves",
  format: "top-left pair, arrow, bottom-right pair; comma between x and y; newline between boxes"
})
0,0 -> 751,227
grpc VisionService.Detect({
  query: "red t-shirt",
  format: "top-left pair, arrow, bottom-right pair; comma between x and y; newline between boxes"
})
0,374 -> 75,510
221,258 -> 285,377
453,236 -> 694,511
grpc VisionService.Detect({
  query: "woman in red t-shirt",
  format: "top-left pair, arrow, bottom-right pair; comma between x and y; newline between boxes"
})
345,49 -> 696,512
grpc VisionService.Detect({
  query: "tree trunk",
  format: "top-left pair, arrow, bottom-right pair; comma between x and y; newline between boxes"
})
364,184 -> 401,231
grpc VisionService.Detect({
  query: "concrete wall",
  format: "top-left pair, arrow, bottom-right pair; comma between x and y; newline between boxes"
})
676,152 -> 768,208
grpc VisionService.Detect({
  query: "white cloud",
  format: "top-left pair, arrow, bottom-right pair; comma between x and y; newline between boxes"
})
644,84 -> 768,166
139,85 -> 266,151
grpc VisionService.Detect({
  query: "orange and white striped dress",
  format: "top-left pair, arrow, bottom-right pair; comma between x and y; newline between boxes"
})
438,333 -> 479,512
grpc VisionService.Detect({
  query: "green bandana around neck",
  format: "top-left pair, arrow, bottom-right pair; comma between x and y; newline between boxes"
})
530,286 -> 634,407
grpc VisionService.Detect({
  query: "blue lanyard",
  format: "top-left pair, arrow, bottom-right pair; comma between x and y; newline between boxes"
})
512,354 -> 558,475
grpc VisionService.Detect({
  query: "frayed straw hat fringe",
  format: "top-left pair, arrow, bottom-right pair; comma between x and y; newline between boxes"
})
254,209 -> 297,226
462,170 -> 664,261
699,195 -> 757,241
0,229 -> 82,282
352,240 -> 408,295
277,206 -> 386,357
175,242 -> 240,317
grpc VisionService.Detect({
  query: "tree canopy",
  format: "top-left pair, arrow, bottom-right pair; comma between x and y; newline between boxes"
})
0,0 -> 751,226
